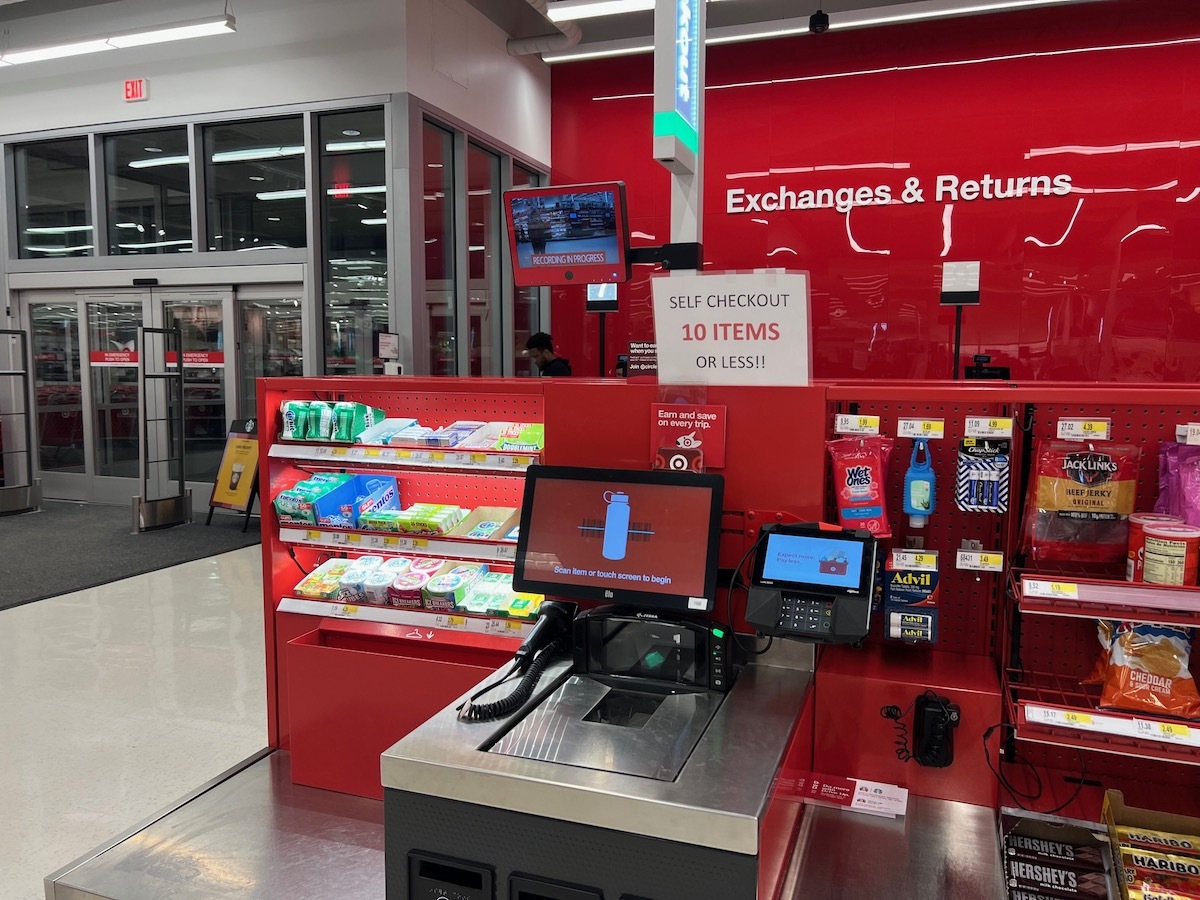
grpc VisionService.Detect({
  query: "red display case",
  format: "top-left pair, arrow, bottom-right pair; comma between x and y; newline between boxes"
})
256,376 -> 827,799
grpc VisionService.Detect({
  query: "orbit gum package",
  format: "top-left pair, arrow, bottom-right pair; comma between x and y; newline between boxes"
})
1021,440 -> 1141,564
827,436 -> 895,538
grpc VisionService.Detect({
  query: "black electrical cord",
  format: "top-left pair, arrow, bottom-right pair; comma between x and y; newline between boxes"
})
728,529 -> 773,655
983,723 -> 1087,815
287,545 -> 309,577
880,690 -> 947,764
457,637 -> 567,722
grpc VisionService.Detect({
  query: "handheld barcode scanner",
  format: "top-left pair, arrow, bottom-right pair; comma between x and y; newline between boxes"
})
743,522 -> 878,643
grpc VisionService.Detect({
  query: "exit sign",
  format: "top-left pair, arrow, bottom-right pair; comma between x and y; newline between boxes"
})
124,78 -> 149,102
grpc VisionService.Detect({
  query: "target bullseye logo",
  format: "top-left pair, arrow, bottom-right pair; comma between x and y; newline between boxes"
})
653,446 -> 704,473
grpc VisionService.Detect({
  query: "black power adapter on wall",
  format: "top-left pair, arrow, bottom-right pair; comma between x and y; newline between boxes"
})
881,691 -> 961,768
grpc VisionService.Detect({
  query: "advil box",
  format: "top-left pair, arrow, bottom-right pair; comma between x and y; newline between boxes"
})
884,562 -> 940,644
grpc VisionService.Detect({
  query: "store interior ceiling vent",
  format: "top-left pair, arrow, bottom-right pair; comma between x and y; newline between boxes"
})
471,0 -> 1116,62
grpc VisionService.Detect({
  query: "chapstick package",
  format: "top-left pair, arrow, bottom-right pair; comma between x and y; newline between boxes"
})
828,436 -> 895,538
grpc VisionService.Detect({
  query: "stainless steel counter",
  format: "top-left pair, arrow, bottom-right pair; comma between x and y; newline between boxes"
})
785,794 -> 1006,899
381,660 -> 812,856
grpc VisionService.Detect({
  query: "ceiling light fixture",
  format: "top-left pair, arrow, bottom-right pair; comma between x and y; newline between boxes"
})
128,155 -> 189,169
211,145 -> 304,164
325,140 -> 386,152
361,218 -> 388,226
24,225 -> 94,234
0,15 -> 235,67
342,129 -> 361,137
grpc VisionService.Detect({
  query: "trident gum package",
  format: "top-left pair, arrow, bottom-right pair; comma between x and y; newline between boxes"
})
1022,440 -> 1141,564
827,436 -> 895,538
1100,622 -> 1200,720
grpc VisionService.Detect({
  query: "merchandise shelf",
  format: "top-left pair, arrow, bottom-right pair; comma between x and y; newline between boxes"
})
1013,570 -> 1200,629
277,597 -> 534,638
1006,670 -> 1200,765
268,441 -> 538,472
278,526 -> 518,562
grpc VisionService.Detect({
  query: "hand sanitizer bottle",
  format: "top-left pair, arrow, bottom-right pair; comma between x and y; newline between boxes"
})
903,440 -> 936,528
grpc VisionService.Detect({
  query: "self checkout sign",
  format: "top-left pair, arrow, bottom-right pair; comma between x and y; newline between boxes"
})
653,0 -> 703,174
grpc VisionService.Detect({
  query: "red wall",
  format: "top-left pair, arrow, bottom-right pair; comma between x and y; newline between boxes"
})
550,0 -> 1200,382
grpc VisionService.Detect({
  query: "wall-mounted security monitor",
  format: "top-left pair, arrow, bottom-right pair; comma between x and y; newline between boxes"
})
504,182 -> 631,287
513,465 -> 724,613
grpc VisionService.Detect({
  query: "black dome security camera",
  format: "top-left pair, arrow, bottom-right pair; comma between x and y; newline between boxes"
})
809,8 -> 830,33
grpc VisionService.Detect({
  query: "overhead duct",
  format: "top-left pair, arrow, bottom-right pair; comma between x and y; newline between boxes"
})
507,0 -> 581,56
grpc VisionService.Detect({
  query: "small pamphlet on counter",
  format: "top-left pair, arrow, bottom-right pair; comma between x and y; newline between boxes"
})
782,771 -> 908,819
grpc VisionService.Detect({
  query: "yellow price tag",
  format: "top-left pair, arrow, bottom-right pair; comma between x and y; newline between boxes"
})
516,456 -> 532,466
432,451 -> 446,462
507,619 -> 525,631
1161,722 -> 1190,737
1082,421 -> 1103,433
914,553 -> 936,567
396,449 -> 412,459
1063,711 -> 1092,725
340,604 -> 359,616
383,537 -> 400,548
448,615 -> 467,627
332,446 -> 348,456
1050,582 -> 1077,597
979,553 -> 999,568
414,539 -> 429,549
365,448 -> 381,458
347,534 -> 361,544
471,453 -> 487,464
306,530 -> 320,541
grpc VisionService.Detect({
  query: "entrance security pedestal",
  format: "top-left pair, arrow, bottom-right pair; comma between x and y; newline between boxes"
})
381,660 -> 809,900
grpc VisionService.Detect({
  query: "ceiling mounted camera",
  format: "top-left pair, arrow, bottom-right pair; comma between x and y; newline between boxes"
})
809,8 -> 830,33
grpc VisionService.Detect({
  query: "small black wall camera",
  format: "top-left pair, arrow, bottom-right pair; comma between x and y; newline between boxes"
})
809,9 -> 830,33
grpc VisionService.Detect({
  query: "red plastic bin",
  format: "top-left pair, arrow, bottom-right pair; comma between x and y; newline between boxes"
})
286,619 -> 518,800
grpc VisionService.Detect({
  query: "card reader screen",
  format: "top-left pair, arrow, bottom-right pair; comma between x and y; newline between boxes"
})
761,533 -> 865,590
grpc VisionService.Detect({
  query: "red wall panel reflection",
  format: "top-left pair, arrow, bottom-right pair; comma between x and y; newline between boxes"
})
550,0 -> 1200,382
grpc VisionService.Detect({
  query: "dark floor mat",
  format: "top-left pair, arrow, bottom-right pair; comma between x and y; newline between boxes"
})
0,501 -> 261,610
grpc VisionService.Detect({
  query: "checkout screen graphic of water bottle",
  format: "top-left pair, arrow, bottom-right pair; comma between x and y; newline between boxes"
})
581,490 -> 655,561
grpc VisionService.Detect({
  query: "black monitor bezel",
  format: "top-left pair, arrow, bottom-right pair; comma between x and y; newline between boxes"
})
750,525 -> 876,598
513,465 -> 725,613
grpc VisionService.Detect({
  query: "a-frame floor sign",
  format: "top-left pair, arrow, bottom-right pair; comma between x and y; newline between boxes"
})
207,418 -> 260,533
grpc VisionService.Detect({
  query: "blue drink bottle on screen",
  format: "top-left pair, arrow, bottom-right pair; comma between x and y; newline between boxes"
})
602,491 -> 630,561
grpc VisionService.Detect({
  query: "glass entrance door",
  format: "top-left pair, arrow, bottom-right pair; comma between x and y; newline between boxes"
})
160,290 -> 231,485
29,300 -> 86,498
236,289 -> 304,418
86,296 -> 146,487
21,286 -> 236,506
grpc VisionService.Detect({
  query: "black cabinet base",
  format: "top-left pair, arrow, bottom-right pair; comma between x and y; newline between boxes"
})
385,789 -> 757,900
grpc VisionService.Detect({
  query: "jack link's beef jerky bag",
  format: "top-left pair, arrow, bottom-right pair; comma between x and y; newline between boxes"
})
1021,440 -> 1141,564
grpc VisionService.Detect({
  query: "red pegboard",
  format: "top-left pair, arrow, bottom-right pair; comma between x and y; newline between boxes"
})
827,391 -> 1017,658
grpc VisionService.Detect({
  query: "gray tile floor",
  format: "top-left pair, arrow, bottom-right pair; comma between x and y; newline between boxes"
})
0,546 -> 267,899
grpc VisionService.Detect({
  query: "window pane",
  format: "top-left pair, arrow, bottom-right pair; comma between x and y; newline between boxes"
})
205,117 -> 306,252
424,122 -> 456,376
16,138 -> 93,259
320,109 -> 387,374
512,164 -> 543,376
467,144 -> 501,377
106,127 -> 192,255
163,298 -> 226,483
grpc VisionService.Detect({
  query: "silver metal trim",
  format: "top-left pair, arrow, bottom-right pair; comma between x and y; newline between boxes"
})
187,123 -> 206,256
382,662 -> 810,855
44,747 -> 272,899
89,134 -> 107,258
452,128 -> 468,376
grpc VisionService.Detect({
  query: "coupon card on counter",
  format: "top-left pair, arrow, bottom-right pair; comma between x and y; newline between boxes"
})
786,772 -> 909,819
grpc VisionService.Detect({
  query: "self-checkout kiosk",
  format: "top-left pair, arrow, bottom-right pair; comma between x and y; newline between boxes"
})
381,465 -> 879,900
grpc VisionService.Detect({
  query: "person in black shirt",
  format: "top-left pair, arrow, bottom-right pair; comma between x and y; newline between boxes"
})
525,332 -> 572,377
